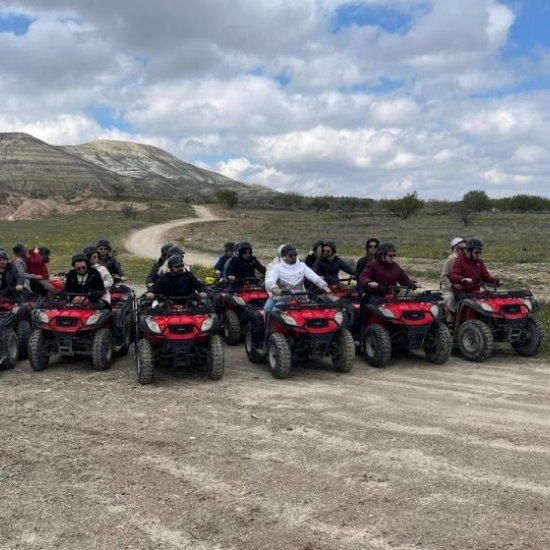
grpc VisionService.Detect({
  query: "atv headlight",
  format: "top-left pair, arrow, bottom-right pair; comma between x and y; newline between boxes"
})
480,301 -> 493,312
334,311 -> 344,326
145,316 -> 162,334
378,307 -> 396,319
12,304 -> 23,315
200,316 -> 215,332
523,299 -> 533,312
34,310 -> 49,324
86,312 -> 105,326
430,304 -> 440,318
280,314 -> 298,326
232,296 -> 246,307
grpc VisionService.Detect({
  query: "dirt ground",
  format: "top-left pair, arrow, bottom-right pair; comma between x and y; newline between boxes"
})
1,344 -> 549,550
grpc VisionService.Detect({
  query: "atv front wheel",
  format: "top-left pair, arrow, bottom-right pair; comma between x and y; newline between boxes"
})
223,310 -> 241,345
424,321 -> 453,364
115,314 -> 132,357
244,322 -> 265,364
512,317 -> 544,357
16,321 -> 32,361
206,334 -> 225,380
331,329 -> 355,372
137,338 -> 154,384
267,333 -> 292,379
28,329 -> 50,371
91,328 -> 114,371
457,320 -> 494,362
362,325 -> 392,367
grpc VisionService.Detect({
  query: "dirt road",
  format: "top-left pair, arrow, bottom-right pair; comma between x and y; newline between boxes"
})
1,346 -> 549,549
124,205 -> 224,267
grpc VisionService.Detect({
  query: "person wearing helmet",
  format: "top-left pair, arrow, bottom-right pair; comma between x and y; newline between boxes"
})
312,240 -> 355,286
146,255 -> 207,300
214,242 -> 236,276
264,244 -> 333,313
12,243 -> 43,292
359,243 -> 417,303
355,238 -> 379,289
449,238 -> 499,297
64,253 -> 108,307
439,237 -> 466,316
145,242 -> 175,288
304,240 -> 324,268
0,248 -> 24,293
96,239 -> 126,281
84,246 -> 113,304
157,245 -> 186,278
225,241 -> 266,287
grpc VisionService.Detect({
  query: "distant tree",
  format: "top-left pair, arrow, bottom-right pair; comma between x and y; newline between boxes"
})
380,191 -> 424,220
112,183 -> 125,198
216,189 -> 239,208
311,196 -> 331,214
505,194 -> 550,212
121,203 -> 138,219
462,190 -> 492,213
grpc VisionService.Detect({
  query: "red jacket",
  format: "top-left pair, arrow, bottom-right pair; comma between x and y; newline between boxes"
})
27,248 -> 49,278
359,259 -> 415,296
449,254 -> 497,293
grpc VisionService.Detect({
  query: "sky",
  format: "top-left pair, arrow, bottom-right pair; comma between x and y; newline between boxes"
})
1,0 -> 550,200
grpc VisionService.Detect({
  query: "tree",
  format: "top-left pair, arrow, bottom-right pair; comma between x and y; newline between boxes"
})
216,189 -> 239,208
456,190 -> 492,226
311,196 -> 331,214
380,191 -> 424,220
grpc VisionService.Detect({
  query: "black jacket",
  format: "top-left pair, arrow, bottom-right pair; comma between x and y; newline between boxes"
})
0,263 -> 24,292
100,255 -> 125,278
225,256 -> 266,281
145,257 -> 163,287
312,255 -> 354,286
150,271 -> 206,297
64,266 -> 106,300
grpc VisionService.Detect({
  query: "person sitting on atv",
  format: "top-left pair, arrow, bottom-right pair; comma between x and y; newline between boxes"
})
157,245 -> 185,278
12,243 -> 43,292
225,241 -> 266,287
64,253 -> 108,308
304,240 -> 324,268
0,248 -> 24,293
145,242 -> 174,288
83,246 -> 113,304
214,241 -> 236,277
440,237 -> 466,317
355,238 -> 379,290
146,255 -> 208,300
312,240 -> 355,286
96,239 -> 126,282
359,243 -> 417,304
27,246 -> 55,296
449,238 -> 499,299
264,244 -> 333,313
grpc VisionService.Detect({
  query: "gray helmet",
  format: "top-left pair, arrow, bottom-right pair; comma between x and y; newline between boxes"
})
160,242 -> 175,256
312,239 -> 324,249
96,239 -> 111,250
377,242 -> 396,256
166,245 -> 184,257
0,248 -> 8,259
324,240 -> 336,253
83,245 -> 98,257
465,238 -> 483,251
71,253 -> 88,266
167,255 -> 184,268
237,241 -> 252,255
281,243 -> 297,257
224,241 -> 236,251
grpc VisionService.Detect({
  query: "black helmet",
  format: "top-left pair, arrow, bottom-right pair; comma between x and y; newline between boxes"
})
224,241 -> 236,252
96,239 -> 111,250
237,241 -> 252,254
312,239 -> 324,249
0,248 -> 8,259
167,255 -> 184,268
71,253 -> 88,266
13,242 -> 25,255
38,246 -> 50,255
377,242 -> 396,256
160,242 -> 175,256
281,243 -> 297,257
83,245 -> 98,257
466,238 -> 483,251
166,245 -> 184,257
324,240 -> 336,253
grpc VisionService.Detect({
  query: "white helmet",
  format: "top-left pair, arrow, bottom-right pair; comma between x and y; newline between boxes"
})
450,237 -> 465,251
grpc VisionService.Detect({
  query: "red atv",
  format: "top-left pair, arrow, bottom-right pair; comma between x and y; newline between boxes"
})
135,294 -> 224,385
28,291 -> 132,372
453,284 -> 544,361
328,277 -> 362,347
215,277 -> 268,345
361,285 -> 452,368
244,290 -> 355,379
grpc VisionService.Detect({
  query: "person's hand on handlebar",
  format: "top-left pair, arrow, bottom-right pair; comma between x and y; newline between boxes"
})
271,286 -> 282,296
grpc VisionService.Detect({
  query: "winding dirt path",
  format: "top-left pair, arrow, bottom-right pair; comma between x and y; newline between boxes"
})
124,205 -> 225,267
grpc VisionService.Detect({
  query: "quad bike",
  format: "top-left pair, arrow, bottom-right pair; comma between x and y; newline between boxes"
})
328,277 -> 362,347
215,277 -> 268,345
361,285 -> 452,368
244,289 -> 355,379
28,291 -> 132,372
0,289 -> 42,362
134,294 -> 224,385
452,283 -> 544,362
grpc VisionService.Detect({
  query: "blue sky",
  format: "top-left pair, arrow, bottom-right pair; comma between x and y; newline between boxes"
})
1,0 -> 550,199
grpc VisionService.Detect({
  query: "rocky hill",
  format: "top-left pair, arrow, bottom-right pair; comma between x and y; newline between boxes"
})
0,132 -> 272,201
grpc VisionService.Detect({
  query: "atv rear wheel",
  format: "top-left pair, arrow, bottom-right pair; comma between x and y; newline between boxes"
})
16,321 -> 32,361
457,319 -> 494,362
424,321 -> 453,364
137,338 -> 154,384
331,329 -> 355,372
267,333 -> 291,379
28,329 -> 50,371
244,322 -> 265,364
362,325 -> 392,367
91,328 -> 113,371
206,334 -> 224,380
223,310 -> 241,345
512,317 -> 544,357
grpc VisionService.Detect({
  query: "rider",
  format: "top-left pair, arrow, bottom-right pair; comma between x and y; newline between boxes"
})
83,246 -> 114,304
225,241 -> 266,287
214,242 -> 236,276
440,237 -> 466,316
157,245 -> 185,278
359,243 -> 417,303
12,243 -> 42,292
304,240 -> 324,268
264,244 -> 333,313
312,240 -> 354,286
146,255 -> 207,300
0,248 -> 23,293
449,238 -> 499,298
64,253 -> 108,308
355,238 -> 379,284
145,242 -> 174,288
96,239 -> 126,281
27,246 -> 54,296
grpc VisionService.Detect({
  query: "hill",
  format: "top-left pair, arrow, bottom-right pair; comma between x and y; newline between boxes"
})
0,132 -> 272,201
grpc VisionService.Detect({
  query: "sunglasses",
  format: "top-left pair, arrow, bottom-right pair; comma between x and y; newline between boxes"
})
368,244 -> 378,249
75,266 -> 87,272
172,264 -> 184,268
387,253 -> 397,258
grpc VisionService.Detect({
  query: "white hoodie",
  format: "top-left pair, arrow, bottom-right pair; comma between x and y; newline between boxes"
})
265,260 -> 327,294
